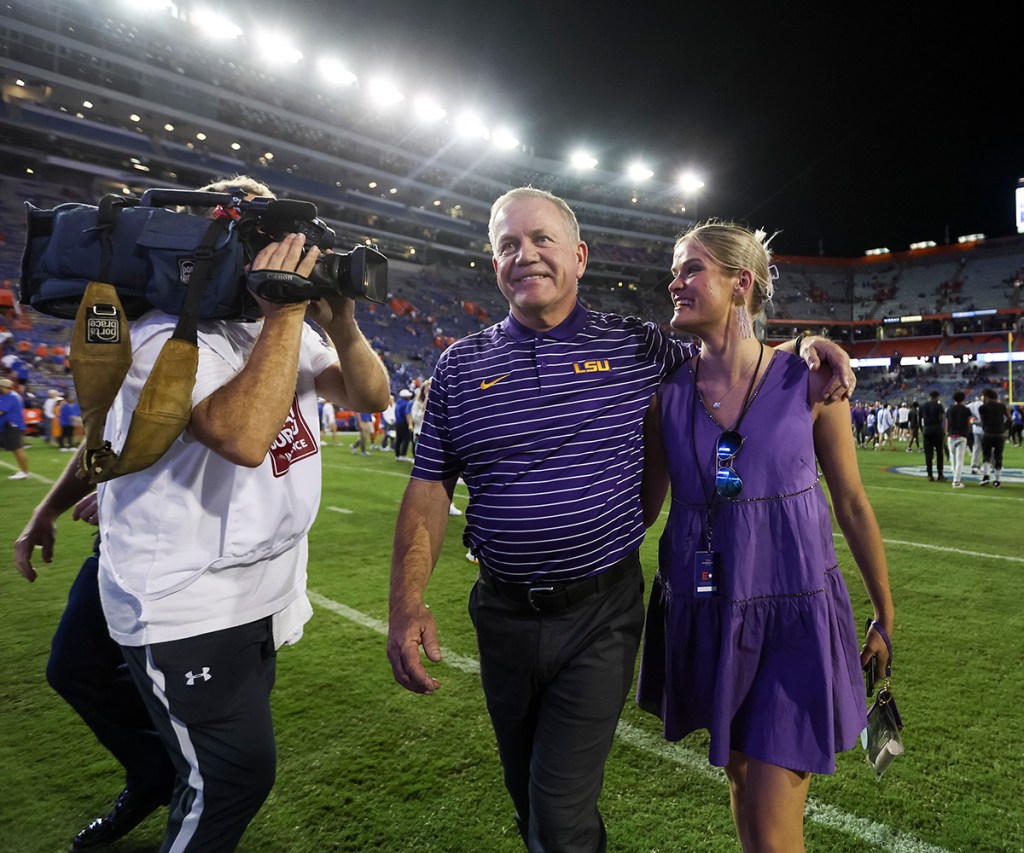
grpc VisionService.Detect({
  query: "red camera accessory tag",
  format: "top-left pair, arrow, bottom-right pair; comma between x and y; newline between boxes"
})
212,205 -> 241,221
694,551 -> 719,597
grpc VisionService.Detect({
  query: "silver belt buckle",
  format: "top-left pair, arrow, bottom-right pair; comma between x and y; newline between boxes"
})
527,586 -> 556,611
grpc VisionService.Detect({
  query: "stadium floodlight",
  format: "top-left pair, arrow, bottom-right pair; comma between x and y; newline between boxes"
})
455,112 -> 489,141
318,58 -> 358,86
367,78 -> 405,108
190,9 -> 242,40
123,0 -> 175,14
570,150 -> 598,170
676,171 -> 705,193
627,161 -> 653,182
252,31 -> 303,64
414,96 -> 447,123
492,127 -> 520,150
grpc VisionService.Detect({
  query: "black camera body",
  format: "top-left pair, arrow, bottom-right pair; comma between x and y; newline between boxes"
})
20,188 -> 388,322
147,189 -> 389,307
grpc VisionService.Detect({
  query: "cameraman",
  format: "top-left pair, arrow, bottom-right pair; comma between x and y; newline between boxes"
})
15,177 -> 389,851
100,177 -> 389,850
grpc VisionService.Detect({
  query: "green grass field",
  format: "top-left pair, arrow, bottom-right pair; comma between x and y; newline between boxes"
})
1,435 -> 1022,852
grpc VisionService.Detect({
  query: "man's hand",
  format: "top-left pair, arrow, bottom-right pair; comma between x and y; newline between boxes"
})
71,493 -> 99,526
13,506 -> 59,583
386,601 -> 442,695
248,232 -> 319,319
306,293 -> 355,328
801,336 -> 856,402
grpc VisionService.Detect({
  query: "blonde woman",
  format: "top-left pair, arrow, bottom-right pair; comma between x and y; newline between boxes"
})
638,221 -> 894,852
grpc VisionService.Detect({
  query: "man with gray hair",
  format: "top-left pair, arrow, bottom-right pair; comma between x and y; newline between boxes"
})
387,187 -> 854,851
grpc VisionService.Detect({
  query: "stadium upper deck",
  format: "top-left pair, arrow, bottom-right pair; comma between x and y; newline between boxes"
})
1,0 -> 1022,372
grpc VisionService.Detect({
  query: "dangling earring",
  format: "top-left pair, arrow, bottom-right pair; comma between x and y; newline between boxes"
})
734,297 -> 753,340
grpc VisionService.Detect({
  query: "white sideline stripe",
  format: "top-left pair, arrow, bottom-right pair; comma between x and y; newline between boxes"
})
614,723 -> 953,853
327,506 -> 353,514
4,458 -> 1015,565
869,484 -> 1024,503
306,589 -> 952,853
306,590 -> 479,674
832,533 -> 1024,564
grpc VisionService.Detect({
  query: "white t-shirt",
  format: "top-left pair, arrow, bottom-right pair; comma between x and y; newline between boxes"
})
967,399 -> 984,434
321,400 -> 336,430
98,311 -> 337,646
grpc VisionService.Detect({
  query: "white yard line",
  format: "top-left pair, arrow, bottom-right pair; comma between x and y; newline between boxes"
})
306,590 -> 954,853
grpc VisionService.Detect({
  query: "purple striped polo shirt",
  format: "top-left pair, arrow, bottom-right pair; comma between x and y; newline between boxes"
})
411,301 -> 692,583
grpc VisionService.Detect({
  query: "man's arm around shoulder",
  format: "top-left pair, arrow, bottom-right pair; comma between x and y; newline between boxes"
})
776,334 -> 856,402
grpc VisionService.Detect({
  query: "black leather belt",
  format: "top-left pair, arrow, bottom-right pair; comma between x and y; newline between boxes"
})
479,551 -> 639,614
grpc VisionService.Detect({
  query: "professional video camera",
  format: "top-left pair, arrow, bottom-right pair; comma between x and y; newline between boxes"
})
20,187 -> 388,321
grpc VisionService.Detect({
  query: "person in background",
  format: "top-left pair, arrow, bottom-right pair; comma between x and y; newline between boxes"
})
967,393 -> 984,474
945,390 -> 971,488
15,484 -> 176,850
387,188 -> 855,852
350,411 -> 374,455
320,396 -> 338,446
875,402 -> 895,450
393,388 -> 415,461
977,388 -> 1010,488
896,400 -> 910,442
58,391 -> 81,451
637,220 -> 893,853
379,394 -> 396,452
850,401 -> 867,448
410,377 -> 431,453
1010,403 -> 1023,447
906,400 -> 921,452
919,390 -> 946,481
42,387 -> 61,445
0,376 -> 30,479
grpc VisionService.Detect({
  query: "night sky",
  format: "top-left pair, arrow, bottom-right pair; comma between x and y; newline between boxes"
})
240,0 -> 1020,257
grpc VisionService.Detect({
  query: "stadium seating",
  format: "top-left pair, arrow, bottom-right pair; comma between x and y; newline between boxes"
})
1,1 -> 1021,404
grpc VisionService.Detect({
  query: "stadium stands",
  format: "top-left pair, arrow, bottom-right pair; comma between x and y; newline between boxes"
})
1,0 -> 1022,405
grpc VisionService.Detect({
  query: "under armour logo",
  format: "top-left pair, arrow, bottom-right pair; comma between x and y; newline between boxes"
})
185,667 -> 212,686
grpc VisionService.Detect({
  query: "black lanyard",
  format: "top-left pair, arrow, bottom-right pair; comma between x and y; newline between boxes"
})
688,342 -> 764,550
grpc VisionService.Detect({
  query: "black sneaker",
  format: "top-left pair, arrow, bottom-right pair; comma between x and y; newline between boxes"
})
979,476 -> 991,486
993,482 -> 1002,489
69,788 -> 167,851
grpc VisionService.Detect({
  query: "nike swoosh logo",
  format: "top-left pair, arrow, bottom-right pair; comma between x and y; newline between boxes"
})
480,373 -> 511,390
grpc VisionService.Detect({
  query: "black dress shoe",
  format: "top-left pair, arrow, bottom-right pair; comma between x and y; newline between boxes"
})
69,788 -> 166,851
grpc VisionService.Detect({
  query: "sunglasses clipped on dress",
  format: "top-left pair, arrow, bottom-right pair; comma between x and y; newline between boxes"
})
714,429 -> 745,498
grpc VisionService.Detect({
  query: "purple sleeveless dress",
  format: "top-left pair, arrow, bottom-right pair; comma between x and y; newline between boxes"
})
636,350 -> 867,774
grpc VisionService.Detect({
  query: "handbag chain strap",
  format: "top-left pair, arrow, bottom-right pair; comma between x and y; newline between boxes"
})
869,620 -> 893,694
